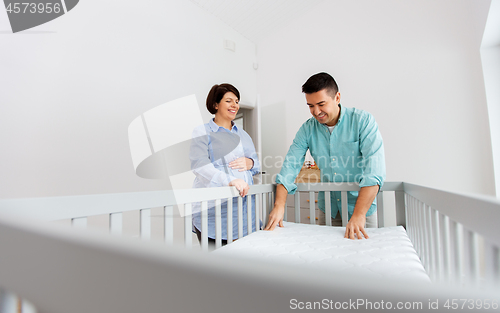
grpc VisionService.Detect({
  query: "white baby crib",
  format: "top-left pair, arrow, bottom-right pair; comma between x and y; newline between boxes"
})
0,181 -> 499,313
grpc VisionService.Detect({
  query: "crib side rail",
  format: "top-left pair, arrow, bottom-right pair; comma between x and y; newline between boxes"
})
0,184 -> 276,251
0,187 -> 242,221
404,183 -> 500,289
292,182 -> 405,228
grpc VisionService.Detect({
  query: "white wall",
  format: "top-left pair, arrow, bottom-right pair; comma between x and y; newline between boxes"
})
482,46 -> 500,197
481,0 -> 500,197
257,0 -> 496,196
0,0 -> 257,198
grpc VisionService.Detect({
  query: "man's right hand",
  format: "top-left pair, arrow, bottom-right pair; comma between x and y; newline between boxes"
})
264,205 -> 285,230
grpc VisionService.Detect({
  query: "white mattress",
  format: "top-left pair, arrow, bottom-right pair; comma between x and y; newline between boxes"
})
214,222 -> 430,282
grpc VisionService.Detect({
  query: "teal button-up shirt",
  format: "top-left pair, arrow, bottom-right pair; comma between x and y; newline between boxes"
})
276,104 -> 386,218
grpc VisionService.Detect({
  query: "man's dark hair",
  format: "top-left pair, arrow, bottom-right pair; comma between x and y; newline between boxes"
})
206,83 -> 240,114
302,72 -> 339,97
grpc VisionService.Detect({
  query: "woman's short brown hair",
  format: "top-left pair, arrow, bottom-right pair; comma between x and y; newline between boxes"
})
206,83 -> 240,114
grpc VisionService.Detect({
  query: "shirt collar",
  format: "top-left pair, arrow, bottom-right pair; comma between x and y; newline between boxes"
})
337,103 -> 345,124
208,118 -> 237,132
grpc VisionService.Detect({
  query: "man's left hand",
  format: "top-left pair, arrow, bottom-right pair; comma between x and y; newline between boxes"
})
344,213 -> 369,240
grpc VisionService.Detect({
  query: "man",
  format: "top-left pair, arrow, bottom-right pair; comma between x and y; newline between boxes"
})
264,72 -> 385,240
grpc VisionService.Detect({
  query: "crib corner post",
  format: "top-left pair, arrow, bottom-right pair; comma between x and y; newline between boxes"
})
395,190 -> 406,228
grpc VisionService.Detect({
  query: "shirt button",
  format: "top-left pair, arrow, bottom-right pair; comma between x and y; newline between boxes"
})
337,199 -> 340,201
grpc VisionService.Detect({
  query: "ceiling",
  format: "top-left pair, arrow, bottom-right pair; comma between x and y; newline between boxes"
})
189,0 -> 326,43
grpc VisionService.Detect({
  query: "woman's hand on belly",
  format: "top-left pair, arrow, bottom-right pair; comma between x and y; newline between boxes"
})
229,157 -> 254,172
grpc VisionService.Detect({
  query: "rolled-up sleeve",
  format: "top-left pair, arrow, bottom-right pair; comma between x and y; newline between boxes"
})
241,131 -> 261,176
276,124 -> 309,194
357,113 -> 386,189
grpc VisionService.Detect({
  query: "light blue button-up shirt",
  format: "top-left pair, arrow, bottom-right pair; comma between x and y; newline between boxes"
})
276,104 -> 386,218
190,119 -> 260,239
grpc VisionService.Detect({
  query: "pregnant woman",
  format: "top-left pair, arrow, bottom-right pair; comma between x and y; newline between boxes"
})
190,83 -> 260,246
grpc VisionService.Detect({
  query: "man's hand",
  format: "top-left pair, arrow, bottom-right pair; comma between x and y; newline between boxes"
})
264,184 -> 288,230
264,205 -> 285,230
229,157 -> 254,172
344,185 -> 378,240
229,178 -> 249,197
344,213 -> 368,239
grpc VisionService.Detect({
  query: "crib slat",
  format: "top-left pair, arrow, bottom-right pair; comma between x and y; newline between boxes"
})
341,191 -> 348,227
71,217 -> 87,228
462,228 -> 472,285
184,203 -> 192,248
109,213 -> 122,235
395,191 -> 406,227
405,195 -> 412,244
294,192 -> 300,224
410,196 -> 418,257
410,196 -> 416,252
272,191 -> 275,207
468,231 -> 481,286
432,209 -> 442,282
410,196 -> 417,250
201,201 -> 208,251
227,197 -> 233,243
255,193 -> 260,231
309,191 -> 315,225
418,200 -> 427,270
164,206 -> 174,245
325,191 -> 331,226
424,203 -> 431,276
420,200 -> 427,268
283,193 -> 288,222
270,191 -> 275,219
404,194 -> 411,242
247,195 -> 253,235
413,197 -> 421,259
484,240 -> 500,288
412,197 -> 421,261
428,207 -> 436,281
376,192 -> 384,228
426,205 -> 434,281
419,202 -> 427,273
473,233 -> 482,287
261,194 -> 267,230
238,196 -> 243,239
215,199 -> 222,249
441,214 -> 452,283
453,222 -> 464,285
140,208 -> 151,240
